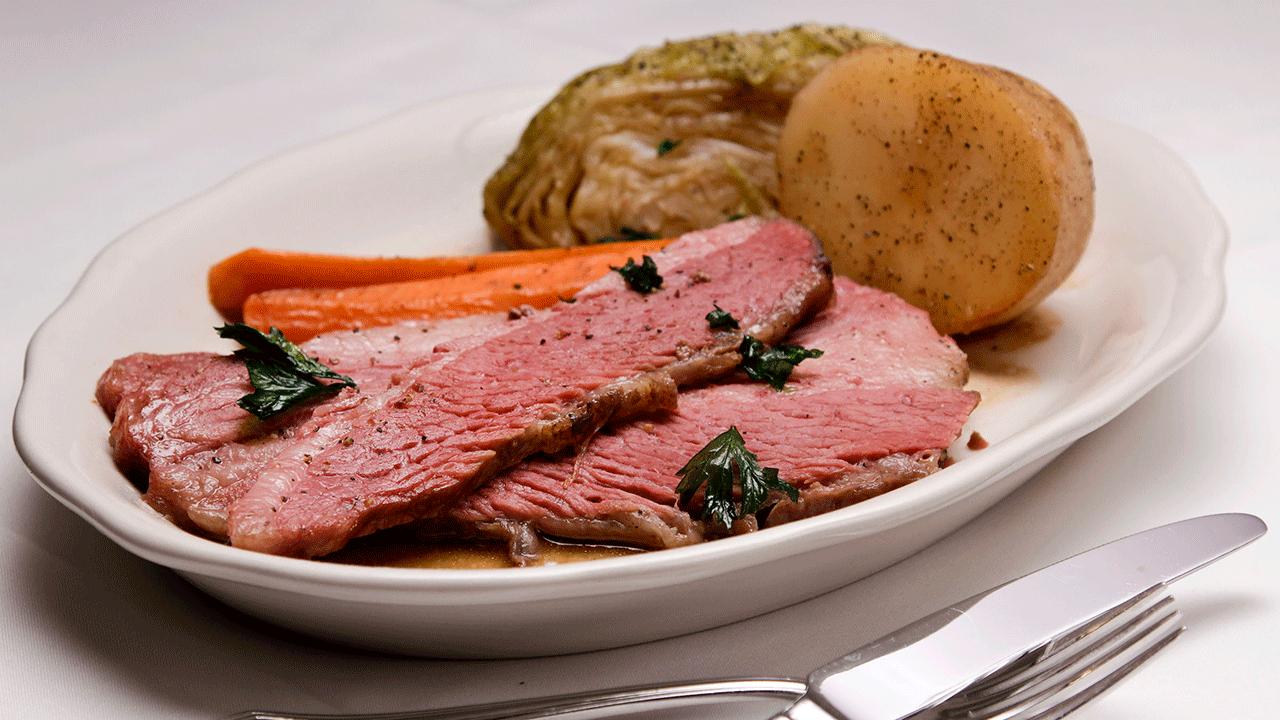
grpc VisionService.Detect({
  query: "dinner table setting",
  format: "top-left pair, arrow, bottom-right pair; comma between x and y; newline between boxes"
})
3,2 -> 1278,718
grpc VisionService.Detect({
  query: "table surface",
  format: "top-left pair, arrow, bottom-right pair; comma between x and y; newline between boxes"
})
3,2 -> 1277,718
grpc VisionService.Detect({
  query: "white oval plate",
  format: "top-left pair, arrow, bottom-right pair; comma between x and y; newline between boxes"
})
14,86 -> 1227,658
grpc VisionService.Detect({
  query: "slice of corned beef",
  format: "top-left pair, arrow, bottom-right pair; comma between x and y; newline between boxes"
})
447,277 -> 979,561
225,217 -> 833,557
96,313 -> 511,537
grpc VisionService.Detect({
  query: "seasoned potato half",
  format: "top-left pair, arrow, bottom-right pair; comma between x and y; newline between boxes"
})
777,45 -> 1094,335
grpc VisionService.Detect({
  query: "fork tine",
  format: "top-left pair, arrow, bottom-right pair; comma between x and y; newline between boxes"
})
969,586 -> 1170,698
972,599 -> 1182,717
1003,611 -> 1184,720
938,586 -> 1175,717
984,600 -> 1179,718
923,587 -> 1181,720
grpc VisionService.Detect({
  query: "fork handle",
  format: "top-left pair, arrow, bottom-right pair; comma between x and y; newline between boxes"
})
768,696 -> 843,720
227,677 -> 807,720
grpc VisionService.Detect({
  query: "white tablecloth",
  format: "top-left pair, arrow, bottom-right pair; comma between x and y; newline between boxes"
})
4,2 -> 1277,718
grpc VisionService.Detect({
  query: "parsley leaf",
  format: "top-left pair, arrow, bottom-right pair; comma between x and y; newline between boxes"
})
217,323 -> 356,419
656,138 -> 681,156
596,227 -> 662,244
706,304 -> 739,330
738,336 -> 823,390
610,255 -> 663,293
676,426 -> 797,529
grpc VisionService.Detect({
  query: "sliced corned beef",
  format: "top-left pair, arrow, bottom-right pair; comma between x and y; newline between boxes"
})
447,278 -> 979,560
223,217 -> 832,557
96,313 -> 512,536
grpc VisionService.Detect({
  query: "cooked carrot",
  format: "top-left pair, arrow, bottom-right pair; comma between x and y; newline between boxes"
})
243,247 -> 671,343
210,239 -> 673,322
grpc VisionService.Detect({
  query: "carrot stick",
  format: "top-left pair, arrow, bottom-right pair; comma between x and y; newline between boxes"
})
210,239 -> 673,322
242,246 -> 671,343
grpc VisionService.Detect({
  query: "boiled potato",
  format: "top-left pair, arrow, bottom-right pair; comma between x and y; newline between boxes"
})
777,45 -> 1094,335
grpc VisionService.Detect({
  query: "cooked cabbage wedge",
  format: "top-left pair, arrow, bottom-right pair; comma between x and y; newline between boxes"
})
483,24 -> 898,248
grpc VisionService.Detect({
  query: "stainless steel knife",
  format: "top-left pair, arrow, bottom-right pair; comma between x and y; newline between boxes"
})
773,512 -> 1265,720
231,512 -> 1265,720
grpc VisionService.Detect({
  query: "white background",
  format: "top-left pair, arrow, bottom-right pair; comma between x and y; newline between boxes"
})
3,2 -> 1277,718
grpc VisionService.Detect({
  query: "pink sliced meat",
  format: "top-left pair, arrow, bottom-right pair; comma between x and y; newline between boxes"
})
448,278 -> 979,559
96,314 -> 512,536
224,217 -> 832,557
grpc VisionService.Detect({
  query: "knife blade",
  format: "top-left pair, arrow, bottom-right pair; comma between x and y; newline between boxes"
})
772,512 -> 1266,720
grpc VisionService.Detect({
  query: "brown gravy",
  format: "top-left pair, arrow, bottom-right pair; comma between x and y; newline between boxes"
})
958,307 -> 1060,403
325,535 -> 644,569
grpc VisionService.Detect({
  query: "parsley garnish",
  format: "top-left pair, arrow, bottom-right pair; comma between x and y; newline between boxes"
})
610,255 -> 663,293
597,227 -> 662,244
656,138 -> 681,156
706,304 -> 739,330
217,323 -> 356,419
738,336 -> 823,390
676,426 -> 798,529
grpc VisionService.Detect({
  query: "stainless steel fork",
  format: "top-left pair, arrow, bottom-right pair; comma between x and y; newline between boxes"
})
928,585 -> 1182,719
228,589 -> 1183,720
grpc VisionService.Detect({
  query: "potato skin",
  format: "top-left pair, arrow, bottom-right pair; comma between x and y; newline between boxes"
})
776,45 -> 1094,335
